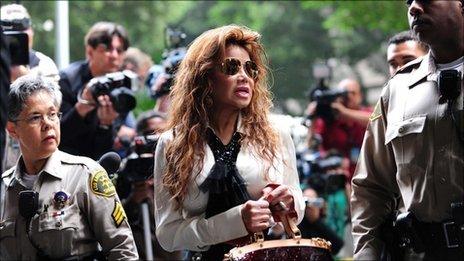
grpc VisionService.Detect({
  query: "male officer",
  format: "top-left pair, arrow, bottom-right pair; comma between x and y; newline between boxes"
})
351,0 -> 463,260
387,30 -> 428,76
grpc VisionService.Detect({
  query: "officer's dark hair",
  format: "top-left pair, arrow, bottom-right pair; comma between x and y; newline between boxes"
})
84,21 -> 129,51
388,30 -> 429,53
8,74 -> 62,121
136,110 -> 166,134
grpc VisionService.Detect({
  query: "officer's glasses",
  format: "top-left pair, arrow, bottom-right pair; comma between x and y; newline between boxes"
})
219,58 -> 259,80
13,112 -> 62,126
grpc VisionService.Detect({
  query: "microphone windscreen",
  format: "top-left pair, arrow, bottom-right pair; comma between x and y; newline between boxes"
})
98,152 -> 121,174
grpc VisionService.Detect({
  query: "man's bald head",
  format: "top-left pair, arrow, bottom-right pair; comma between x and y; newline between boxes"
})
339,79 -> 362,109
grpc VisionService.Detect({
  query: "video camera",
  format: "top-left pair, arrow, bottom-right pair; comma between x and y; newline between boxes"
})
300,152 -> 347,195
119,134 -> 159,182
151,27 -> 187,99
87,70 -> 138,114
308,86 -> 348,123
1,19 -> 29,65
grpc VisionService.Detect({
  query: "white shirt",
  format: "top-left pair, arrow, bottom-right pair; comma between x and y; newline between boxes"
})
153,116 -> 305,252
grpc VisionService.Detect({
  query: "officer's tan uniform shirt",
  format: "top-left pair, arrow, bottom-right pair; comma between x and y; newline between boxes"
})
351,54 -> 464,259
0,150 -> 139,260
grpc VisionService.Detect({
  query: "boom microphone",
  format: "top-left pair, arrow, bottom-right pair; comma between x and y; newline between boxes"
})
98,152 -> 121,176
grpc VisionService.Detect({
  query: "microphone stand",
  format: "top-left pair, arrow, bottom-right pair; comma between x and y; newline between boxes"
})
140,202 -> 154,260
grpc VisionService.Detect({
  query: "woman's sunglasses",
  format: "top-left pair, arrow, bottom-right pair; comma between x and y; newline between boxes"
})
220,58 -> 259,80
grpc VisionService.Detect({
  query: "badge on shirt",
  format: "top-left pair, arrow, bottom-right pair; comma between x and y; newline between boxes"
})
53,191 -> 69,209
90,169 -> 116,197
369,100 -> 382,122
111,200 -> 126,227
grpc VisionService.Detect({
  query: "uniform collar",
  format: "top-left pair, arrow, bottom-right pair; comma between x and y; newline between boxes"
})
41,150 -> 64,180
3,150 -> 63,189
406,52 -> 436,89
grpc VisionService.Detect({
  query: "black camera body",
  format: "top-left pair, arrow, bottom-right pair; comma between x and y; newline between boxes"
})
313,88 -> 348,104
153,47 -> 186,99
300,152 -> 346,195
311,88 -> 348,123
1,19 -> 29,65
87,70 -> 138,113
119,134 -> 159,182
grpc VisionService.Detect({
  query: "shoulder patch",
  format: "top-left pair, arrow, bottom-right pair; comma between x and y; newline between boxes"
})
111,200 -> 126,227
90,169 -> 116,197
369,100 -> 382,122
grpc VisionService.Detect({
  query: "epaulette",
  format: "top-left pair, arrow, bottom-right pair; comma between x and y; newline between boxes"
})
394,56 -> 424,75
1,166 -> 15,178
59,151 -> 101,173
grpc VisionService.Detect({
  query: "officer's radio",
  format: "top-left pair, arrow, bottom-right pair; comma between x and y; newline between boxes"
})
438,69 -> 461,103
18,190 -> 39,219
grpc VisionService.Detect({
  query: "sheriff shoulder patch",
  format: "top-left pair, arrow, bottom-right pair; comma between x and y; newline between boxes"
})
112,200 -> 126,227
369,100 -> 382,122
90,169 -> 116,197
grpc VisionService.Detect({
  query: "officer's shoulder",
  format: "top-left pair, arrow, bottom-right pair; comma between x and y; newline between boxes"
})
59,151 -> 100,172
1,166 -> 15,178
393,56 -> 424,76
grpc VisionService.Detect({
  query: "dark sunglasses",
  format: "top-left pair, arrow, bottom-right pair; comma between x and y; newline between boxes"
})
220,58 -> 259,79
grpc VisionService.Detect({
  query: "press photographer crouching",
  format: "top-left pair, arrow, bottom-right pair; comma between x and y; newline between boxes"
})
298,187 -> 344,255
116,110 -> 183,260
59,21 -> 137,160
298,148 -> 349,244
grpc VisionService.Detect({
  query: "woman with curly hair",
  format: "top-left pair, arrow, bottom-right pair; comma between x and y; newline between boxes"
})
154,24 -> 304,260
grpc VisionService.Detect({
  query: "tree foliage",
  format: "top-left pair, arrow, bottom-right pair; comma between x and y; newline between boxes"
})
6,0 -> 408,108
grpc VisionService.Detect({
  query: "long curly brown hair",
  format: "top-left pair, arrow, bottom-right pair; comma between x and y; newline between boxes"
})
163,24 -> 280,209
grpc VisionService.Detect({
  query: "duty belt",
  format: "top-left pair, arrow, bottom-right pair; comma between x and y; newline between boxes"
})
416,220 -> 464,249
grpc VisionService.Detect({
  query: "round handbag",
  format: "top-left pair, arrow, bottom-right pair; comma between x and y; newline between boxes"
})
225,212 -> 333,261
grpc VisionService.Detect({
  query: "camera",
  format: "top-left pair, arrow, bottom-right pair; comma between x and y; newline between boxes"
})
149,27 -> 187,99
308,86 -> 348,123
304,197 -> 325,208
300,152 -> 347,195
119,134 -> 159,182
1,19 -> 29,65
87,70 -> 138,113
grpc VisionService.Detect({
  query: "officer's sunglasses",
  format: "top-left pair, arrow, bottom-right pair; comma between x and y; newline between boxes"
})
219,58 -> 259,80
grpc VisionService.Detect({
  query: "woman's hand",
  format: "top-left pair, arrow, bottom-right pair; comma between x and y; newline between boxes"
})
261,184 -> 295,220
241,199 -> 272,233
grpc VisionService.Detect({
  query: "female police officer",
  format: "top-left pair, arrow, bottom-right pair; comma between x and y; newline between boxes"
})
0,74 -> 138,260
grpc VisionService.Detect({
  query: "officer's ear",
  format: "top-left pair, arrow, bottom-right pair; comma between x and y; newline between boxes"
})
6,121 -> 19,140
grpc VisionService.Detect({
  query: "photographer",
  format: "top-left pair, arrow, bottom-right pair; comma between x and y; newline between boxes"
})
58,21 -> 135,160
1,4 -> 60,171
0,4 -> 59,82
0,29 -> 9,172
147,28 -> 187,113
306,78 -> 371,181
117,110 -> 182,260
298,187 -> 344,255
